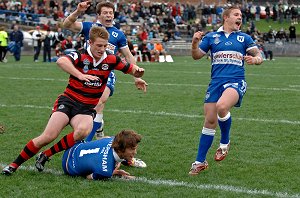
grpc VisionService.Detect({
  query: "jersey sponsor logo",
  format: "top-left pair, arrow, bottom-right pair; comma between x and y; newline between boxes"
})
84,80 -> 102,87
237,36 -> 244,42
102,64 -> 109,70
212,51 -> 243,66
68,52 -> 78,60
225,41 -> 233,45
107,43 -> 116,54
112,31 -> 118,38
100,139 -> 113,172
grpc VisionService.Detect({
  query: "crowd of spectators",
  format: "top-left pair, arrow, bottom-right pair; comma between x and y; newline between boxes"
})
0,0 -> 298,62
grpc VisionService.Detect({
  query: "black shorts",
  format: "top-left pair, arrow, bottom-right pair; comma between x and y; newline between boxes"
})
52,95 -> 96,120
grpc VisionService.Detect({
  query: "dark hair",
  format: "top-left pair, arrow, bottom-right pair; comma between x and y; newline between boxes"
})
112,130 -> 142,153
96,2 -> 115,15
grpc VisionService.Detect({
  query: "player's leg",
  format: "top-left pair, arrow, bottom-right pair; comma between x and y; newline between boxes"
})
189,103 -> 217,175
87,71 -> 116,141
36,114 -> 93,172
2,112 -> 69,175
215,80 -> 247,161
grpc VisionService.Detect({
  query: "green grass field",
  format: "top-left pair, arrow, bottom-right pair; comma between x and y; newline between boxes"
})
0,55 -> 299,198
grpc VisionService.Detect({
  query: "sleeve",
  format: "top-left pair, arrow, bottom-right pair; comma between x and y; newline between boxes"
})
245,34 -> 257,51
65,51 -> 80,65
118,31 -> 128,49
113,55 -> 133,74
81,22 -> 90,40
199,35 -> 210,54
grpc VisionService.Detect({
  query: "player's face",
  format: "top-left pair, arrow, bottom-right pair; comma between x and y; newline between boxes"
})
98,7 -> 114,27
225,9 -> 242,31
120,146 -> 138,162
89,37 -> 108,60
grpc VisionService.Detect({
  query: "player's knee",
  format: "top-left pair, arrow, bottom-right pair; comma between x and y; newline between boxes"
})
216,103 -> 229,116
74,126 -> 92,140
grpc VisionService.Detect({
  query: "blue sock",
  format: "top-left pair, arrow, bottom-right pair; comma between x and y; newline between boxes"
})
85,121 -> 102,142
196,128 -> 215,163
218,112 -> 231,145
85,114 -> 103,142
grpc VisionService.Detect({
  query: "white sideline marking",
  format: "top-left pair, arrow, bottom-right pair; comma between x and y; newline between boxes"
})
0,104 -> 300,125
0,163 -> 298,198
0,76 -> 300,92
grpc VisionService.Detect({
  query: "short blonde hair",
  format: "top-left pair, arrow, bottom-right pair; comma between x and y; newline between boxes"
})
89,26 -> 109,42
222,6 -> 241,24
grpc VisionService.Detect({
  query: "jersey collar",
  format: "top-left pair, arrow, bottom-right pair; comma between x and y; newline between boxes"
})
217,26 -> 240,38
87,46 -> 107,67
112,149 -> 125,163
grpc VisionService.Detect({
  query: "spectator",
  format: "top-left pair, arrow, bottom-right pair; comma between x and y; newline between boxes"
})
0,26 -> 8,62
138,39 -> 151,62
74,36 -> 84,52
61,35 -> 73,51
154,40 -> 167,62
52,27 -> 64,48
42,29 -> 52,62
289,24 -> 296,43
9,25 -> 23,61
147,39 -> 159,62
32,26 -> 43,62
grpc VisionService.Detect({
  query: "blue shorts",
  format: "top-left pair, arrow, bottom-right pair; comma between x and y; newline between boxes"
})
204,79 -> 247,107
107,71 -> 116,96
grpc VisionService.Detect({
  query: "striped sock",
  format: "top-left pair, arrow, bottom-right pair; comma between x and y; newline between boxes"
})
44,132 -> 75,158
11,140 -> 40,169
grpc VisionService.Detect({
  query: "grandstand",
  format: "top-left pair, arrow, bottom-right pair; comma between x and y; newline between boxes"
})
0,0 -> 299,57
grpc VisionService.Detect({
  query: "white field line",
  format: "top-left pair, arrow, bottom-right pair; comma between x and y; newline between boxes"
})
0,76 -> 300,92
0,104 -> 299,125
0,163 -> 298,198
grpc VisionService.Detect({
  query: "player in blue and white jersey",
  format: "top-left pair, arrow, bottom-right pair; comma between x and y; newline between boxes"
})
62,129 -> 142,180
189,6 -> 263,175
62,1 -> 147,168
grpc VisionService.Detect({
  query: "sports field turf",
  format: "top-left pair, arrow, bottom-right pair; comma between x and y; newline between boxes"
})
0,56 -> 299,197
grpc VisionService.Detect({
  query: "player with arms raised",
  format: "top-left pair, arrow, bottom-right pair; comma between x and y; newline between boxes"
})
189,6 -> 263,175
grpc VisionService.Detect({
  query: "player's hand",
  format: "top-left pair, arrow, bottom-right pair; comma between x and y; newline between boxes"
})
192,31 -> 205,43
133,67 -> 145,78
244,55 -> 257,65
113,169 -> 135,180
77,0 -> 91,12
78,73 -> 99,82
134,78 -> 148,93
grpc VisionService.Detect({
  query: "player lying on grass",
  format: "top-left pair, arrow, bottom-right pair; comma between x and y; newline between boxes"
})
62,129 -> 141,180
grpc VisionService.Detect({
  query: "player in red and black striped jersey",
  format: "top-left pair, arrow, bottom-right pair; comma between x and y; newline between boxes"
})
62,47 -> 134,106
2,26 -> 145,176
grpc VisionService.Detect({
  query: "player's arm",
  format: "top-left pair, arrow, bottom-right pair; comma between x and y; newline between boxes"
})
191,31 -> 206,60
120,47 -> 148,92
244,47 -> 263,65
127,64 -> 145,78
57,56 -> 99,82
63,1 -> 91,32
